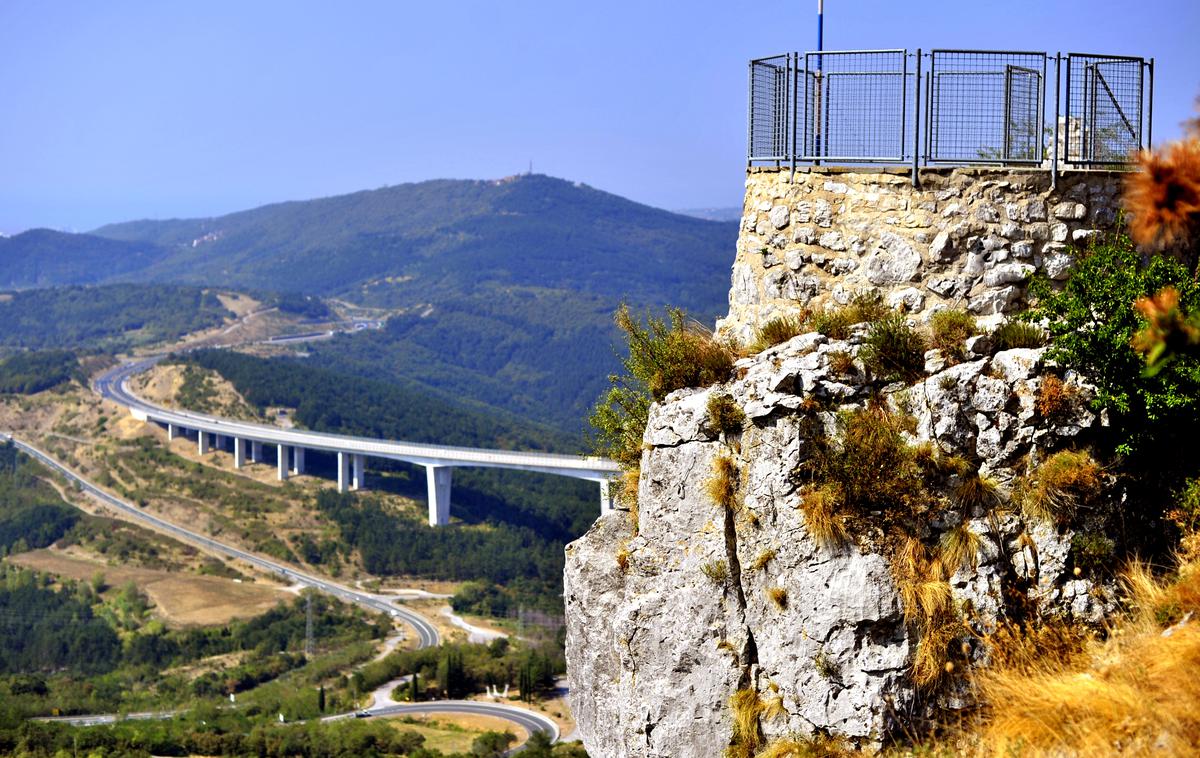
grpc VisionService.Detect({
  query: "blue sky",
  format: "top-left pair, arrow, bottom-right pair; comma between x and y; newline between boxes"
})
1,0 -> 1197,233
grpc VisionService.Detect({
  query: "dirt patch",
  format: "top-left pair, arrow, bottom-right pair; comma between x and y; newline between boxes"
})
8,548 -> 285,627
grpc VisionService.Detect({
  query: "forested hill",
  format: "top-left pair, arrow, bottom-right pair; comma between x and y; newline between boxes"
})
91,174 -> 739,316
0,229 -> 170,289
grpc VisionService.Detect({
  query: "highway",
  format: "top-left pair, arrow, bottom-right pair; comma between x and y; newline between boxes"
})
95,357 -> 619,480
2,433 -> 440,648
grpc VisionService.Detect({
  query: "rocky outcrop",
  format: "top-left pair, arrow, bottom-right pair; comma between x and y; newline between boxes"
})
718,167 -> 1124,345
565,333 -> 1105,757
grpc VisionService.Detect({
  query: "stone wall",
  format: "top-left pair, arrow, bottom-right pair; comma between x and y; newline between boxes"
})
717,167 -> 1125,343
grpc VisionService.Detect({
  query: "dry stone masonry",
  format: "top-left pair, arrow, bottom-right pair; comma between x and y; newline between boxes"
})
717,167 -> 1124,344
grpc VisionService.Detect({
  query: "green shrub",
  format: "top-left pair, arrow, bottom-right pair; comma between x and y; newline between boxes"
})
591,305 -> 734,468
929,309 -> 978,361
749,314 -> 809,353
1028,233 -> 1200,456
991,320 -> 1047,350
861,314 -> 927,382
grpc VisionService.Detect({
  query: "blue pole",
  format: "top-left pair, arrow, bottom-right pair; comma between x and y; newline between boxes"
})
817,0 -> 823,53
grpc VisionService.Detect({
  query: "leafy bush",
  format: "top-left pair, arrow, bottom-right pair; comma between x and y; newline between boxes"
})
992,320 -> 1047,350
1028,233 -> 1200,456
861,314 -> 927,382
591,305 -> 734,469
929,309 -> 978,361
0,350 -> 81,394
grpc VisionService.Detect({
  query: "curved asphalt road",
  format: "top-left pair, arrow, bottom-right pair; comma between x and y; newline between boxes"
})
2,433 -> 440,648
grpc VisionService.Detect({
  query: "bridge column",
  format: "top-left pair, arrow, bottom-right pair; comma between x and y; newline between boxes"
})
234,438 -> 246,469
352,454 -> 365,491
337,452 -> 350,493
292,447 -> 305,475
277,445 -> 290,481
425,466 -> 452,527
198,432 -> 209,455
251,441 -> 262,463
167,423 -> 179,441
214,434 -> 225,451
599,477 -> 617,514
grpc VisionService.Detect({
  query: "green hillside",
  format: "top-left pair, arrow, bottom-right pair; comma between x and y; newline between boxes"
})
0,229 -> 170,289
92,174 -> 737,315
0,284 -> 232,351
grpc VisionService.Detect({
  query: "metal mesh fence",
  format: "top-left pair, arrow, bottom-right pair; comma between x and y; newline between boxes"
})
1066,53 -> 1145,164
927,50 -> 1047,164
747,48 -> 1152,172
748,54 -> 793,161
800,50 -> 908,162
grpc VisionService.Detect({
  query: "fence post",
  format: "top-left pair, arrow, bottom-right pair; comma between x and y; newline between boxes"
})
912,50 -> 921,187
746,60 -> 754,168
1147,57 -> 1155,151
1052,53 -> 1060,190
789,53 -> 797,181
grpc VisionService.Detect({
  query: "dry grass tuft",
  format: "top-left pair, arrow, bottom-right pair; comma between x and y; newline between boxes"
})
619,468 -> 641,534
755,735 -> 853,758
615,541 -> 632,572
707,454 -> 741,512
1036,375 -> 1078,419
809,291 -> 889,340
990,320 -> 1046,350
827,350 -> 857,377
929,308 -> 978,362
750,313 -> 811,354
860,313 -> 928,382
954,472 -> 1000,511
767,586 -> 789,610
726,688 -> 766,757
939,522 -> 982,574
799,485 -> 848,548
1019,449 -> 1103,525
706,392 -> 747,437
702,559 -> 730,584
893,538 -> 962,689
751,548 -> 777,572
970,550 -> 1200,756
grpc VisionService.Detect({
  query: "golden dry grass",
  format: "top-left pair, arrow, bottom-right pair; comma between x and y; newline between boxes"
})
751,548 -> 777,571
707,454 -> 741,512
1019,450 -> 1103,524
750,314 -> 811,354
1035,375 -> 1078,419
938,522 -> 982,574
798,485 -> 848,548
726,688 -> 767,757
767,586 -> 789,610
965,550 -> 1200,756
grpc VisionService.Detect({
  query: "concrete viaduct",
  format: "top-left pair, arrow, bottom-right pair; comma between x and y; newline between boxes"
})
95,359 -> 621,526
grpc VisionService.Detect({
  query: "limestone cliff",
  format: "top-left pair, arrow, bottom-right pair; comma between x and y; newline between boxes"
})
565,332 -> 1105,756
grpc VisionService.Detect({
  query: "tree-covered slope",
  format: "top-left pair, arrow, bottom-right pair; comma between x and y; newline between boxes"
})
0,229 -> 170,289
92,174 -> 738,315
0,284 -> 233,351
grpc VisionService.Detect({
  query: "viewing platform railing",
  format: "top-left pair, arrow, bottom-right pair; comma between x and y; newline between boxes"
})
748,48 -> 1154,186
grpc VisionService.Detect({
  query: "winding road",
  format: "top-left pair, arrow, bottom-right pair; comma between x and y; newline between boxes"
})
2,433 -> 439,648
6,432 -> 561,747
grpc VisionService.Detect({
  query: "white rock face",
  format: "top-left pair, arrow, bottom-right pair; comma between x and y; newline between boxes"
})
566,337 -> 1102,757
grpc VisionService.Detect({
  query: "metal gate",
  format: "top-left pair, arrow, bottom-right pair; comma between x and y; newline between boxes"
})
1066,53 -> 1145,164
